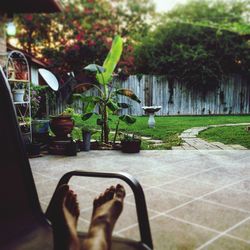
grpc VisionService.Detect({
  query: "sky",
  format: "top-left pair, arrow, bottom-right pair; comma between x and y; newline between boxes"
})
153,0 -> 188,13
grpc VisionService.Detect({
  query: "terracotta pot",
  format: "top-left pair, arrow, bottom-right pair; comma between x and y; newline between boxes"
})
50,115 -> 74,139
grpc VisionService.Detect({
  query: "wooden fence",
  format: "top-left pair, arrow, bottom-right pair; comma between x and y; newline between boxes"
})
49,75 -> 250,116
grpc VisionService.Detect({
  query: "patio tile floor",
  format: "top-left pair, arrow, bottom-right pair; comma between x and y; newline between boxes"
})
30,150 -> 250,250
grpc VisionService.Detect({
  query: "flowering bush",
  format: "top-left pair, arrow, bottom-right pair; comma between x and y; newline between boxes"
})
30,84 -> 47,118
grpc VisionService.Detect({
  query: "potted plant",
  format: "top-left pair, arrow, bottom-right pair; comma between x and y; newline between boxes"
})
29,84 -> 51,145
12,82 -> 25,102
121,133 -> 141,153
73,35 -> 141,148
49,107 -> 75,140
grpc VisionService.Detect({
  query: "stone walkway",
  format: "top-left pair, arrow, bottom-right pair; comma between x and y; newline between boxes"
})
172,123 -> 250,150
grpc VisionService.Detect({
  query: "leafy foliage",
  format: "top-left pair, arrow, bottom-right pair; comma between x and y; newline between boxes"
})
135,0 -> 250,91
74,36 -> 140,144
13,0 -> 155,79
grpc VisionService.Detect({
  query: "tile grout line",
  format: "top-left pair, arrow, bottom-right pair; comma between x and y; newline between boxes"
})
196,216 -> 250,249
164,177 -> 250,214
148,185 -> 250,215
125,184 -> 250,221
163,214 -> 250,245
116,213 -> 163,234
148,165 -> 221,188
200,198 -> 250,214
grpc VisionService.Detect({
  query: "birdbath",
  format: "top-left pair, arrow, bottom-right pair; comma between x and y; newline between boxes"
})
142,106 -> 162,128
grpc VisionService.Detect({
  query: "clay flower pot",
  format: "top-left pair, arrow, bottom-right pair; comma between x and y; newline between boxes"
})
50,115 -> 74,139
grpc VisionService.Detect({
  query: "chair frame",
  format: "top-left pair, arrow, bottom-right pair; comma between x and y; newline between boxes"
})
47,171 -> 153,249
0,65 -> 153,250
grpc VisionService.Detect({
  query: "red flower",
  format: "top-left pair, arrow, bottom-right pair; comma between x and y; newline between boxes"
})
88,40 -> 96,47
25,15 -> 33,21
84,8 -> 92,14
76,33 -> 84,41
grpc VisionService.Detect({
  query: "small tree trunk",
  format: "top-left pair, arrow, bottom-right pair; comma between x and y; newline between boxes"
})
103,104 -> 109,144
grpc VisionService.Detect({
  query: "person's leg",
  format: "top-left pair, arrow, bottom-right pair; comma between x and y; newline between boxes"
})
82,184 -> 126,250
47,184 -> 80,250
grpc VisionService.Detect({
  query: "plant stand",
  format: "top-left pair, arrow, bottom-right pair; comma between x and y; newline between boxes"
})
5,50 -> 32,142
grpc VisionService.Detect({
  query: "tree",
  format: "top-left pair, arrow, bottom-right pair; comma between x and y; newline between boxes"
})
13,0 -> 156,79
135,0 -> 250,91
14,0 -> 117,75
112,0 -> 156,41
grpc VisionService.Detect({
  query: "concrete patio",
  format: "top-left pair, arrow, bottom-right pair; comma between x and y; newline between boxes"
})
30,150 -> 250,250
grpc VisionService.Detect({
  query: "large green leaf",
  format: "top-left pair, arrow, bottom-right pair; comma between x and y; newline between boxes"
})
82,112 -> 94,121
84,64 -> 105,73
118,103 -> 131,109
119,115 -> 136,124
115,88 -> 141,103
96,35 -> 123,85
107,100 -> 119,112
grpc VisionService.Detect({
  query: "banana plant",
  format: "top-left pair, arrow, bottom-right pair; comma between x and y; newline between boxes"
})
74,35 -> 141,144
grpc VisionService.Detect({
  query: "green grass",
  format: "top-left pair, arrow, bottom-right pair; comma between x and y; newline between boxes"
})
199,126 -> 250,149
72,115 -> 250,149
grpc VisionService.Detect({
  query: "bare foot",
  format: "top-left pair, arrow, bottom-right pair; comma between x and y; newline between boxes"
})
83,184 -> 125,250
47,184 -> 80,250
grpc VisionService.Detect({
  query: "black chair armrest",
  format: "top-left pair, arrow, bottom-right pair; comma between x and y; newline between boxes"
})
46,171 -> 153,249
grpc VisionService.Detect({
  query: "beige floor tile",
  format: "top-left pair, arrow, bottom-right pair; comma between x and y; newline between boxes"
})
158,165 -> 202,177
36,179 -> 58,200
126,187 -> 191,213
69,175 -> 111,189
32,172 -> 53,184
185,169 -> 243,188
77,217 -> 90,232
72,177 -> 136,197
204,236 -> 250,250
168,200 -> 249,231
119,215 -> 217,250
227,219 -> 250,242
203,188 -> 250,212
159,179 -> 217,198
231,179 -> 250,193
212,167 -> 250,178
70,187 -> 100,212
80,201 -> 157,236
136,169 -> 179,188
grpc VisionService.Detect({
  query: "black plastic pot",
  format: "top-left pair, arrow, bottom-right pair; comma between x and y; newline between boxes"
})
121,139 -> 141,153
26,143 -> 41,157
82,130 -> 91,151
65,141 -> 77,156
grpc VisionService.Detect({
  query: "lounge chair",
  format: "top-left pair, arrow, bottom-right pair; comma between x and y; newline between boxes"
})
0,66 -> 153,250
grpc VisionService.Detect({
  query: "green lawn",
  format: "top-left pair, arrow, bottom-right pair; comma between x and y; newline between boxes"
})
199,126 -> 250,149
73,115 -> 250,149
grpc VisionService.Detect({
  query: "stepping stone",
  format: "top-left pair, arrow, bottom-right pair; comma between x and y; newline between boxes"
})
177,123 -> 250,151
147,139 -> 163,144
141,136 -> 151,140
227,144 -> 247,150
171,146 -> 184,150
209,142 -> 235,150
